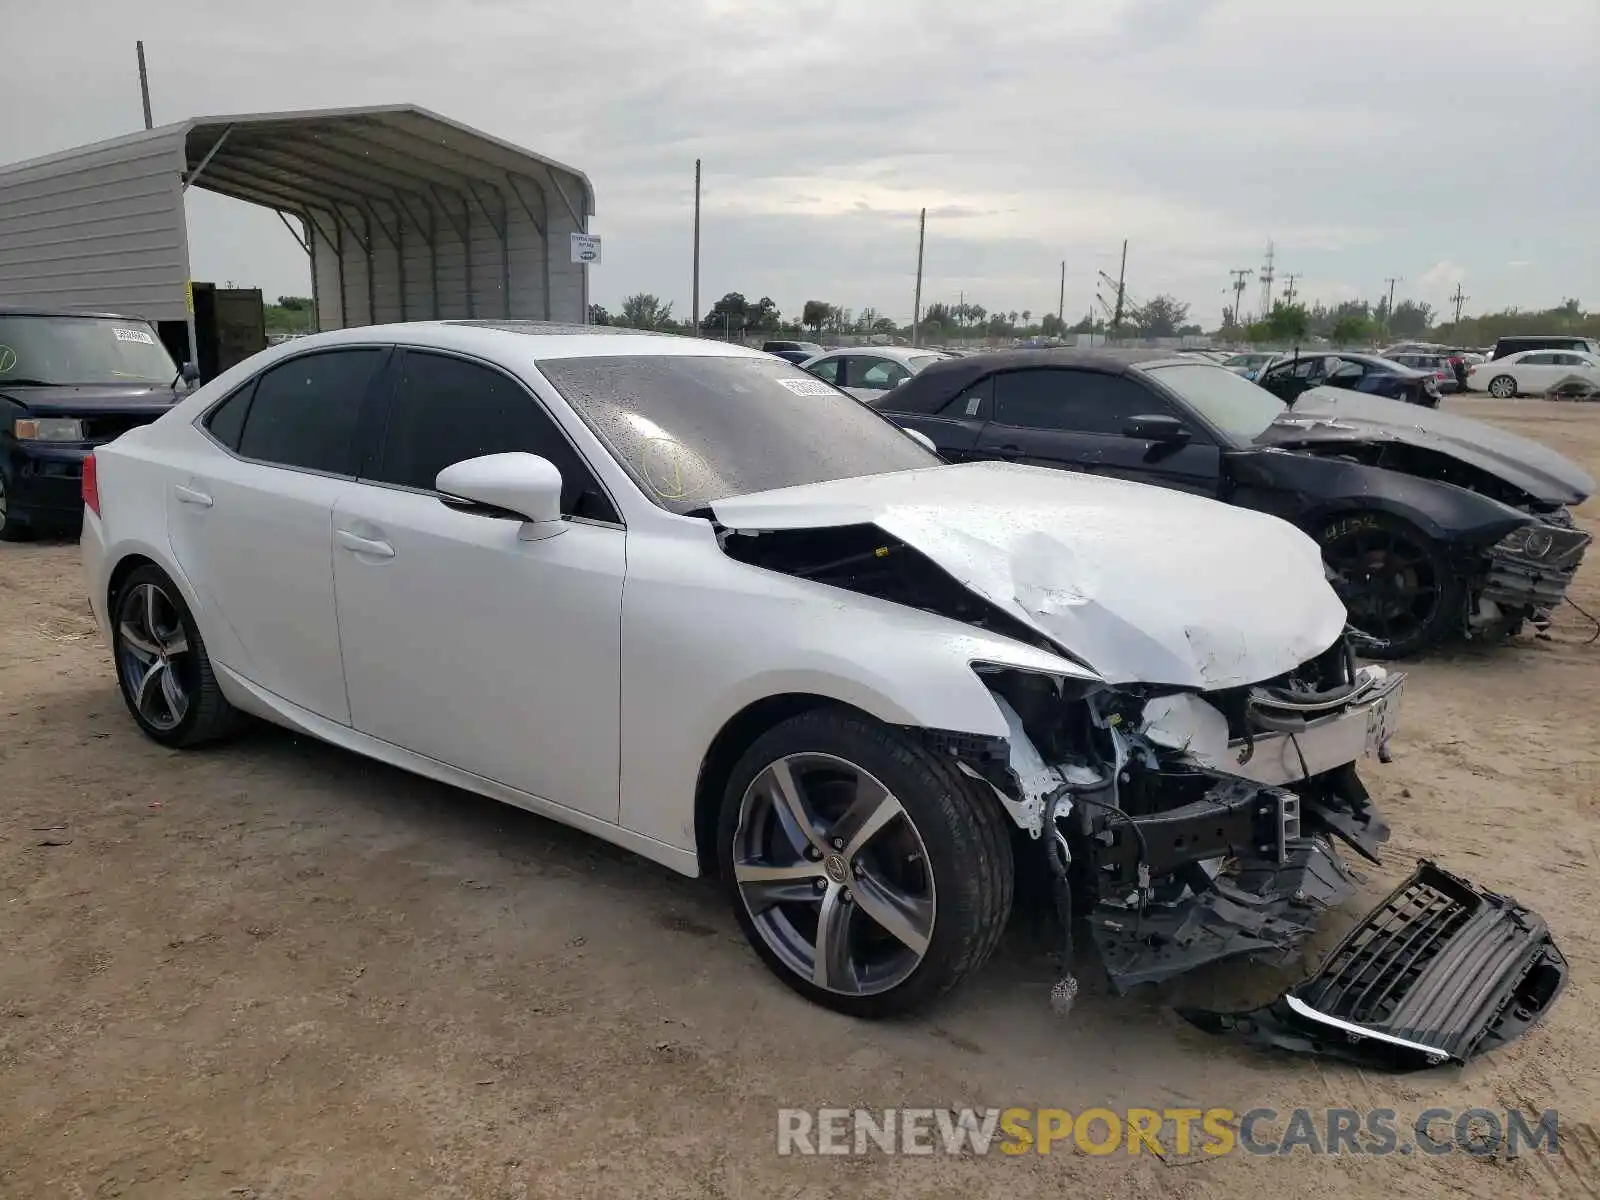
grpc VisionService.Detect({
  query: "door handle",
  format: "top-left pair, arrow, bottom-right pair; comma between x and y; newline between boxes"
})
335,530 -> 395,559
173,485 -> 213,507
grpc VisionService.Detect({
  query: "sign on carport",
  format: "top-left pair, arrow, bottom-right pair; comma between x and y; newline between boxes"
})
571,233 -> 602,264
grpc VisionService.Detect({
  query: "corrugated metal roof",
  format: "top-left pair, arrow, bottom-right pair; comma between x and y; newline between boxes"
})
0,105 -> 593,330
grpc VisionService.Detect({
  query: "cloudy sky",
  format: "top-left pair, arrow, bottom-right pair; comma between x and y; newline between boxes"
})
2,0 -> 1595,328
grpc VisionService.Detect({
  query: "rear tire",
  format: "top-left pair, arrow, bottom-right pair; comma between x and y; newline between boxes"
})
1317,512 -> 1462,659
1488,375 -> 1517,399
111,564 -> 244,747
717,707 -> 1014,1017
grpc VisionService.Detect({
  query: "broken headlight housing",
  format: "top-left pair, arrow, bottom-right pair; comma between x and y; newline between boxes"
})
1492,521 -> 1589,565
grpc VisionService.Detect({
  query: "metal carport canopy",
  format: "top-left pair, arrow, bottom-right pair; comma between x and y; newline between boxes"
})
0,103 -> 595,337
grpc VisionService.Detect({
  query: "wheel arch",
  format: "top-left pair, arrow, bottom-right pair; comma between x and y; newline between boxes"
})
1299,478 -> 1528,552
692,693 -> 869,877
106,551 -> 161,615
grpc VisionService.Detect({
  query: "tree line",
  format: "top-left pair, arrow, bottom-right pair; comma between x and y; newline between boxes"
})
1218,296 -> 1600,348
589,291 -> 1207,341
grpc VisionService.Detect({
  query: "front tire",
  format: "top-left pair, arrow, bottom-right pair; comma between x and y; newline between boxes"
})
717,707 -> 1014,1017
1488,374 -> 1517,399
0,467 -> 32,541
111,564 -> 243,747
1317,512 -> 1463,659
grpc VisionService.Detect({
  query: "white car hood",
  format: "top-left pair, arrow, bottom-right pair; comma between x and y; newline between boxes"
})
711,462 -> 1347,690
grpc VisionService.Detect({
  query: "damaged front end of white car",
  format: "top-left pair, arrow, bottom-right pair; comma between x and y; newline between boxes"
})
960,641 -> 1564,1072
713,463 -> 1566,1069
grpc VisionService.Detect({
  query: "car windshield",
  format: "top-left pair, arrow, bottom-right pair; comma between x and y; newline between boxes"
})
907,353 -> 946,371
1142,362 -> 1287,443
0,314 -> 177,386
536,354 -> 940,514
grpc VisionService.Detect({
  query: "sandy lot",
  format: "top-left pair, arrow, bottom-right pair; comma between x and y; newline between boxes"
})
2,397 -> 1599,1199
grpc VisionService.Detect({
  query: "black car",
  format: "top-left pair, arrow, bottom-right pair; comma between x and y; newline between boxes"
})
1491,335 -> 1600,361
873,350 -> 1594,657
761,340 -> 824,365
1258,351 -> 1440,407
0,307 -> 197,539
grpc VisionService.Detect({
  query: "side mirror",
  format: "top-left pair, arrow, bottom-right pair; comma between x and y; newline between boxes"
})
903,427 -> 938,453
180,361 -> 201,384
435,452 -> 566,542
1123,414 -> 1191,443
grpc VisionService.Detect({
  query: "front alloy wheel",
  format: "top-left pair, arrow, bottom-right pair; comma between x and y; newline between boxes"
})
733,752 -> 936,997
718,708 -> 1014,1017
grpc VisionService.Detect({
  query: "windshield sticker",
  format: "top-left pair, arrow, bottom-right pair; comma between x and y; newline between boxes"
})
0,346 -> 14,373
774,377 -> 838,397
113,327 -> 156,345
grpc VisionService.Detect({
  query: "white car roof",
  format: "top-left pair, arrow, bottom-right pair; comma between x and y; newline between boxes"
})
272,320 -> 771,363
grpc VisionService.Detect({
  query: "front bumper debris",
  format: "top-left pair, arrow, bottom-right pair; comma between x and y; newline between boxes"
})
1091,834 -> 1359,992
1178,861 -> 1567,1070
1084,769 -> 1390,992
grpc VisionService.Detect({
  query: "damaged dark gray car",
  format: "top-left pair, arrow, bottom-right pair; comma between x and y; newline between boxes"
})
875,352 -> 1596,658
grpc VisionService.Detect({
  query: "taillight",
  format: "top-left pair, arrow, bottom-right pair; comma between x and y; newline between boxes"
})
82,452 -> 100,517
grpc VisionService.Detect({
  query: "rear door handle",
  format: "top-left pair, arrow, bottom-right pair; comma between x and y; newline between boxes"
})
335,530 -> 395,559
174,485 -> 213,507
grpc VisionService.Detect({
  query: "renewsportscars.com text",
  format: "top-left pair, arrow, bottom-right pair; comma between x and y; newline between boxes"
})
776,1106 -> 1563,1158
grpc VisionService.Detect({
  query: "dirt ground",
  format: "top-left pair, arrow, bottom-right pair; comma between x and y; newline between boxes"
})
2,396 -> 1599,1199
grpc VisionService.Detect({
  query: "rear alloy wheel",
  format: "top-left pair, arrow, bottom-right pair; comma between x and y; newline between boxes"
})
718,708 -> 1013,1017
1488,375 -> 1517,399
112,564 -> 242,747
1318,513 -> 1462,659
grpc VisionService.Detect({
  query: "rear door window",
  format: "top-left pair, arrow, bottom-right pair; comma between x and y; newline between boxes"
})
235,349 -> 383,475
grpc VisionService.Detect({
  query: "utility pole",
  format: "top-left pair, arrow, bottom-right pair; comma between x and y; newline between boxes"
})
1258,239 -> 1276,316
1227,268 -> 1251,327
691,159 -> 702,330
1450,282 -> 1469,324
911,206 -> 926,347
1111,239 -> 1127,336
1058,260 -> 1066,333
1383,276 -> 1401,321
1282,273 -> 1301,307
136,41 -> 153,129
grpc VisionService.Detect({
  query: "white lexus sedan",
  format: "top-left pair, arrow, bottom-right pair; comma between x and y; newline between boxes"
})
79,321 -> 1563,1058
